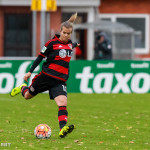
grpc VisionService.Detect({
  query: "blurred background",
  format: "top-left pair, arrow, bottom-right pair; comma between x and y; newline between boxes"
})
1,0 -> 150,94
1,2 -> 150,149
0,0 -> 150,60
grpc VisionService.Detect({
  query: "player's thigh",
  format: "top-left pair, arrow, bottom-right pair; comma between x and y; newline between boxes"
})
49,82 -> 67,106
29,73 -> 49,96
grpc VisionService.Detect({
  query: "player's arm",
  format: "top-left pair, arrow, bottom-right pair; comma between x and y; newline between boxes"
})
24,55 -> 44,82
29,55 -> 44,73
24,43 -> 51,82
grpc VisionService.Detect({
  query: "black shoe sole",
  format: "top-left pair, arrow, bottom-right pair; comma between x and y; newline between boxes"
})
68,124 -> 74,133
59,124 -> 75,138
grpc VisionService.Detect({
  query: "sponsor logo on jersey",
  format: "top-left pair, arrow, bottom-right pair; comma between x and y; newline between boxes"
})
68,44 -> 72,49
41,46 -> 47,53
59,49 -> 67,58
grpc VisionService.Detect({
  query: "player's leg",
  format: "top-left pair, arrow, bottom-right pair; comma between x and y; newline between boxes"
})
11,72 -> 47,100
10,83 -> 34,99
55,95 -> 67,106
49,81 -> 68,130
50,80 -> 74,138
24,73 -> 48,100
55,95 -> 68,129
10,83 -> 27,97
22,88 -> 34,100
49,80 -> 75,138
55,95 -> 75,138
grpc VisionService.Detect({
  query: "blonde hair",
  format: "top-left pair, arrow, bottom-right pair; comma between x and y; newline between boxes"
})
60,12 -> 77,31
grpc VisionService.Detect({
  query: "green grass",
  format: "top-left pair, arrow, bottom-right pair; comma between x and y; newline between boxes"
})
0,94 -> 150,150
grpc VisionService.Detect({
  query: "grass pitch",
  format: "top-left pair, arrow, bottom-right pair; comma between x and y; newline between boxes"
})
0,93 -> 150,150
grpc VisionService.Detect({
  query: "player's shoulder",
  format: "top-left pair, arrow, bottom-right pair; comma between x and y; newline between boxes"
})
45,38 -> 58,47
68,39 -> 72,44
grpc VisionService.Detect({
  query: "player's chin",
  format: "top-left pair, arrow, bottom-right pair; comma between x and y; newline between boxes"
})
63,38 -> 69,43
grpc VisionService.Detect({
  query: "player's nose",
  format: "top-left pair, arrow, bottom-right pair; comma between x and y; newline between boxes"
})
64,33 -> 68,37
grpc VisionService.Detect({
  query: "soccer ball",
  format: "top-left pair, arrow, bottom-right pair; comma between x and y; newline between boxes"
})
34,124 -> 51,139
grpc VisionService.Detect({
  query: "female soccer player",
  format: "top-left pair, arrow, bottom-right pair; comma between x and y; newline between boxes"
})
11,12 -> 79,138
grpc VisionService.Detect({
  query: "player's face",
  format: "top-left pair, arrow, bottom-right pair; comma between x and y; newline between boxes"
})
59,26 -> 72,43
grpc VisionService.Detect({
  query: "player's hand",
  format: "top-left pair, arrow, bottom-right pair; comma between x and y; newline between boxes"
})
24,72 -> 32,82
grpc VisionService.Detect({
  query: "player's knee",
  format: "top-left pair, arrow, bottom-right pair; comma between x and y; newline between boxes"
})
55,95 -> 67,106
24,93 -> 32,100
60,99 -> 67,106
24,95 -> 31,100
24,91 -> 33,100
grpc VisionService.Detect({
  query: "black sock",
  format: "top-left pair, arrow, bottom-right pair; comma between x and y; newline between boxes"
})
21,86 -> 29,96
58,106 -> 68,130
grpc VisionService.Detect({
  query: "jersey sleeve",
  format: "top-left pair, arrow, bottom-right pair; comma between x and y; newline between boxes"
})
39,41 -> 52,58
29,55 -> 43,73
72,42 -> 78,49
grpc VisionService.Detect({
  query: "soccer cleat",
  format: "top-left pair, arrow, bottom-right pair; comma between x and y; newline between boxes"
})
59,124 -> 75,138
10,83 -> 27,97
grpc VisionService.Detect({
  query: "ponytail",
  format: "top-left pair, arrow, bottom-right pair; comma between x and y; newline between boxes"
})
67,12 -> 77,23
60,12 -> 78,31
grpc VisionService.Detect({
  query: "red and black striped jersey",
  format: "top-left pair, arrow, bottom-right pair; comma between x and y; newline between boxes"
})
39,34 -> 73,82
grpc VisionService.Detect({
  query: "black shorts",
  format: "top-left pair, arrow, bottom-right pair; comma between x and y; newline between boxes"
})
29,72 -> 67,100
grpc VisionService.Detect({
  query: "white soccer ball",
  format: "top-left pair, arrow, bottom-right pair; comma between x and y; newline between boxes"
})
34,124 -> 51,139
